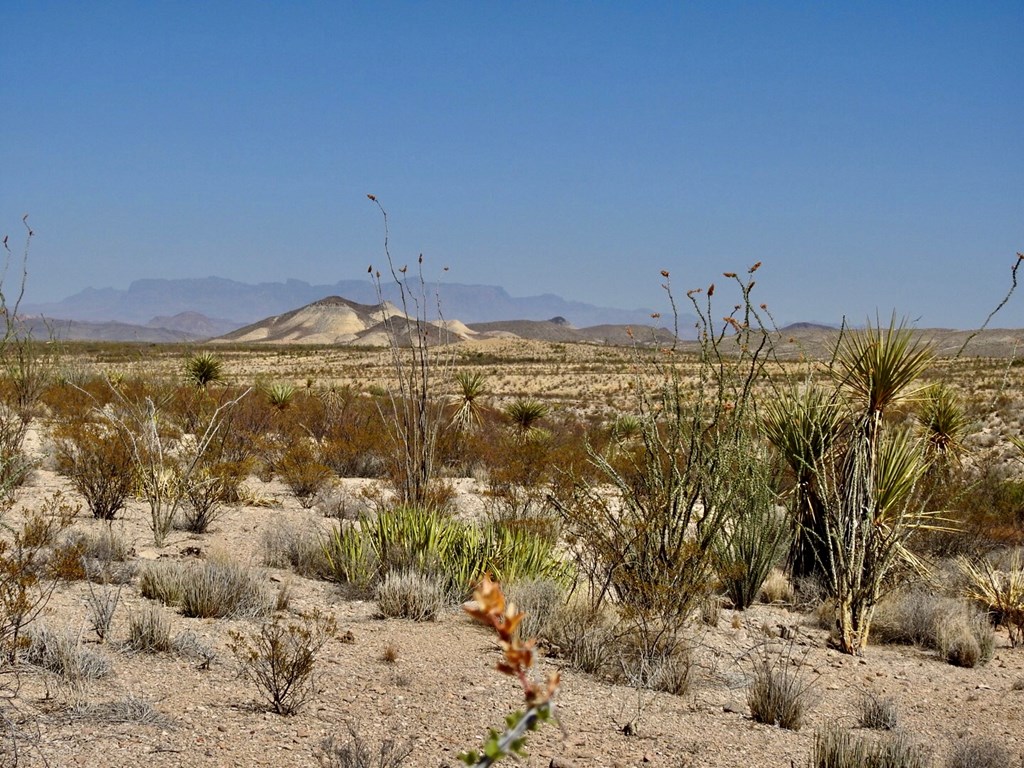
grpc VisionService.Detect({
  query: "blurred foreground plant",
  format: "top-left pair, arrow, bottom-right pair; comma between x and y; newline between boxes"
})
460,575 -> 560,766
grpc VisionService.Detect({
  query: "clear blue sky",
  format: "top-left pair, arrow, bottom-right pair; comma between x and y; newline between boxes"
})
2,2 -> 1022,327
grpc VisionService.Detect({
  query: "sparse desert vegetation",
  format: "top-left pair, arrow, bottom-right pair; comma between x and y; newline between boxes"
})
0,268 -> 1023,766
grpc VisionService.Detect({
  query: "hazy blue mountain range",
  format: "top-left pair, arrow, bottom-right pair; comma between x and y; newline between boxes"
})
24,276 -> 678,331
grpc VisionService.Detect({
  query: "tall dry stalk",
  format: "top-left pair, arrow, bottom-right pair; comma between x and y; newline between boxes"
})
366,195 -> 454,508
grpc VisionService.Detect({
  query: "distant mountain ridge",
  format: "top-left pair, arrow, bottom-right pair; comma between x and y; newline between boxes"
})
25,276 -> 678,331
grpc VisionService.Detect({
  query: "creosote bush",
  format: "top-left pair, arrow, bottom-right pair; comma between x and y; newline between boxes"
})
53,419 -> 135,520
228,609 -> 337,715
316,721 -> 413,768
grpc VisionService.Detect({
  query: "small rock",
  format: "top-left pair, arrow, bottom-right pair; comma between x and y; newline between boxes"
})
550,759 -> 577,768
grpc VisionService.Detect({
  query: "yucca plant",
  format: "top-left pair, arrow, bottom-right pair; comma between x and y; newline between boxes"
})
504,399 -> 550,441
957,550 -> 1024,647
184,352 -> 224,389
819,318 -> 938,654
264,382 -> 296,411
763,385 -> 844,578
450,371 -> 487,432
916,383 -> 969,462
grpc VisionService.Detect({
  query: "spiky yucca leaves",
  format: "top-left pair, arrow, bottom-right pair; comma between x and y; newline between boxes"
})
916,383 -> 969,462
504,399 -> 550,441
834,316 -> 933,422
957,551 -> 1024,647
763,385 -> 844,578
819,426 -> 936,654
450,371 -> 487,432
263,382 -> 296,411
184,352 -> 224,389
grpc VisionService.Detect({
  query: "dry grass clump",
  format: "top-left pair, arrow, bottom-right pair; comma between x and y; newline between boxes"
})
315,721 -> 413,768
25,625 -> 110,684
870,590 -> 994,667
69,694 -> 171,727
615,631 -> 693,696
809,724 -> 929,768
760,568 -> 796,605
746,643 -> 811,731
505,577 -> 565,641
543,601 -> 617,677
375,569 -> 447,621
858,693 -> 899,730
957,550 -> 1024,647
945,737 -> 1015,768
261,521 -> 330,580
126,605 -> 173,653
140,558 -> 273,619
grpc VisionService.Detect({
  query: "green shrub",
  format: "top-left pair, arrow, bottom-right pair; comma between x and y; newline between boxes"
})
322,523 -> 376,591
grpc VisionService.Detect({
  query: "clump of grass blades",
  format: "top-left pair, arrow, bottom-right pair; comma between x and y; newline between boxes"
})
946,737 -> 1014,768
810,724 -> 929,768
957,551 -> 1024,647
747,643 -> 811,731
375,569 -> 447,621
26,626 -> 110,684
859,693 -> 898,730
141,559 -> 272,619
126,605 -> 173,653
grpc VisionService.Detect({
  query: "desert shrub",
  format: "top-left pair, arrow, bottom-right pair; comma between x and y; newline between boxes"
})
616,631 -> 693,696
870,590 -> 994,667
0,402 -> 31,492
279,439 -> 334,508
25,625 -> 110,683
178,463 -> 233,533
262,522 -> 331,580
85,578 -> 122,643
545,601 -> 617,676
53,419 -> 135,520
810,725 -> 929,768
178,559 -> 273,619
375,569 -> 447,621
859,693 -> 898,730
937,614 -> 995,668
958,550 -> 1024,647
714,440 -> 788,610
946,737 -> 1013,768
558,269 -> 776,651
126,604 -> 173,652
228,609 -> 337,715
139,561 -> 187,606
505,577 -> 565,641
747,643 -> 811,730
316,721 -> 413,768
0,494 -> 77,662
760,569 -> 796,605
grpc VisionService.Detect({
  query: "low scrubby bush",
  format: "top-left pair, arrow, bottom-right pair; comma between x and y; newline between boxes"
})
315,721 -> 413,768
229,609 -> 337,715
53,419 -> 135,520
946,737 -> 1014,768
26,625 -> 110,684
375,569 -> 446,621
859,693 -> 898,730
